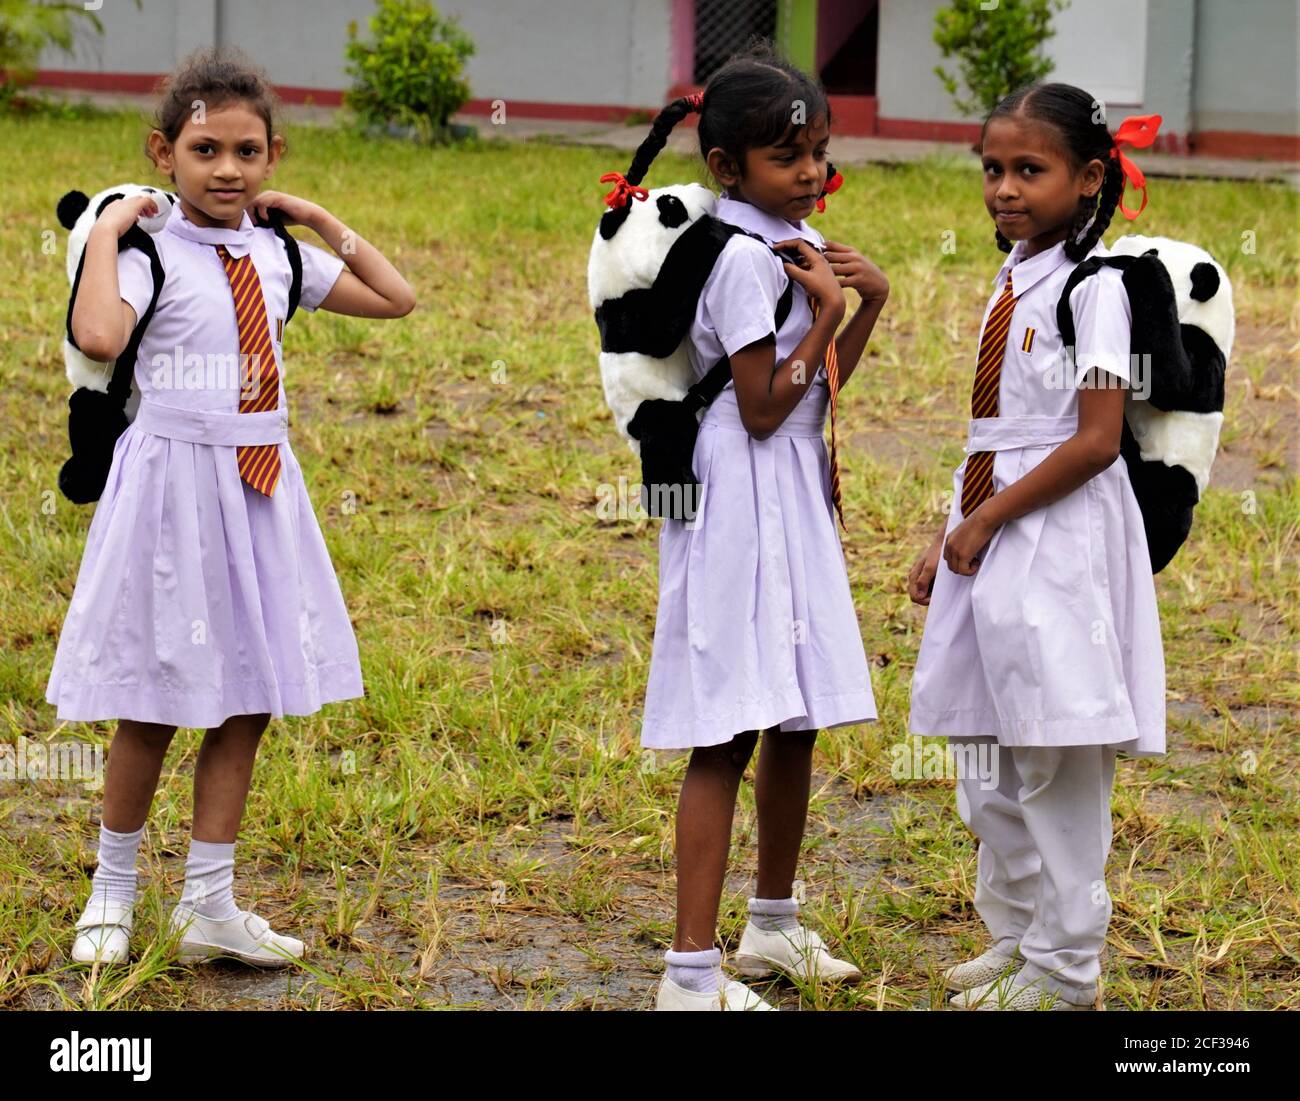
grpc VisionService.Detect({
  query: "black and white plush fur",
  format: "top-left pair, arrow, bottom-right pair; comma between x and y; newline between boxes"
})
1109,233 -> 1234,489
587,183 -> 723,455
1089,234 -> 1234,571
57,184 -> 176,422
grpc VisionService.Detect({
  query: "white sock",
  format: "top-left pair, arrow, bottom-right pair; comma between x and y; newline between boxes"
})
748,896 -> 801,932
178,839 -> 240,921
664,947 -> 723,994
88,824 -> 144,905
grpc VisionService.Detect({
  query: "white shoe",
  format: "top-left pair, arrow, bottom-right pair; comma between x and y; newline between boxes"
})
170,905 -> 305,968
733,921 -> 862,983
941,947 -> 1020,992
655,975 -> 776,1010
950,967 -> 1099,1011
71,896 -> 134,965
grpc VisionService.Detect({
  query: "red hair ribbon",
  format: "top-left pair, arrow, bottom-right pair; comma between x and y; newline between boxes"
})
1109,114 -> 1162,220
600,171 -> 649,210
685,91 -> 704,111
814,168 -> 844,214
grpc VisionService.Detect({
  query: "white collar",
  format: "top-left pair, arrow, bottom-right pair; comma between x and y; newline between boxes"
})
714,194 -> 825,249
164,202 -> 256,257
994,238 -> 1076,297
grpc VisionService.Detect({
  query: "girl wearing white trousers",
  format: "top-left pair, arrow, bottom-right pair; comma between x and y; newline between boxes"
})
907,84 -> 1167,1010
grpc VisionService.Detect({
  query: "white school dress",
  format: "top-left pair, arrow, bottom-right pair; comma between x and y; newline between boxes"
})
909,239 -> 1165,757
45,202 -> 364,729
639,194 -> 877,749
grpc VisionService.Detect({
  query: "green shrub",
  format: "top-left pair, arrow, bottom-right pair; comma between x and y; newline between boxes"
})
343,0 -> 475,144
0,0 -> 107,107
933,0 -> 1065,118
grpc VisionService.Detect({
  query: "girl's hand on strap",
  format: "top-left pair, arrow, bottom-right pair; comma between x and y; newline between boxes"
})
248,190 -> 324,229
772,238 -> 846,318
823,240 -> 889,303
98,194 -> 160,238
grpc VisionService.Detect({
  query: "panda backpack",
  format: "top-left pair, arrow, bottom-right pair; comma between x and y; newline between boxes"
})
57,185 -> 306,504
587,92 -> 842,520
1057,234 -> 1234,572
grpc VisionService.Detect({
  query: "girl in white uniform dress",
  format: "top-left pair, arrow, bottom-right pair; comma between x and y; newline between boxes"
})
907,84 -> 1166,1010
62,49 -> 415,968
604,45 -> 890,1010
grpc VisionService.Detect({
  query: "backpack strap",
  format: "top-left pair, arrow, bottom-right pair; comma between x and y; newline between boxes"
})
1056,254 -> 1137,351
62,223 -> 165,406
684,230 -> 800,412
106,226 -> 164,405
255,207 -> 304,322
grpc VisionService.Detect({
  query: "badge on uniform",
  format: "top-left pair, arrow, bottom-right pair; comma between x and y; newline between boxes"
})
275,316 -> 285,342
1021,327 -> 1035,353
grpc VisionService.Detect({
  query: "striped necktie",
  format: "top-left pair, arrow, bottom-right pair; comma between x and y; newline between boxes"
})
960,269 -> 1017,517
808,298 -> 846,531
216,244 -> 281,497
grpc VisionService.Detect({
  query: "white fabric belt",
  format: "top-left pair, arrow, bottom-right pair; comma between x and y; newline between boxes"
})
965,415 -> 1078,453
702,386 -> 829,438
134,400 -> 288,446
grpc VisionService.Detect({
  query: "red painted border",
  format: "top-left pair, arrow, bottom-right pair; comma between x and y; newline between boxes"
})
32,69 -> 345,105
28,70 -> 1300,161
876,116 -> 980,144
1192,129 -> 1300,161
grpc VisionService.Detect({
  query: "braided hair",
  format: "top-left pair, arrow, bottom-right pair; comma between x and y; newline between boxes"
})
983,82 -> 1124,262
599,38 -> 837,239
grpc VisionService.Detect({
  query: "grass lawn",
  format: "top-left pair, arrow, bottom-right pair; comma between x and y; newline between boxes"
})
1,106 -> 1296,1009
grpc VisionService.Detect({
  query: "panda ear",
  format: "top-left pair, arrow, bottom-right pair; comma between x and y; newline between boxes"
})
57,190 -> 89,230
1189,261 -> 1220,302
599,203 -> 633,241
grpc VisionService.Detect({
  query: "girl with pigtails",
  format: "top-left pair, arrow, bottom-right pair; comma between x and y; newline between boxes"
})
598,42 -> 890,1011
907,83 -> 1167,1011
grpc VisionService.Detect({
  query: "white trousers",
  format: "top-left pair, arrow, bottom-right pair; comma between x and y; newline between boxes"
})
951,737 -> 1118,1005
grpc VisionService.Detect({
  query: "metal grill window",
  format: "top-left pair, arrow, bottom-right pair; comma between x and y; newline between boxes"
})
693,0 -> 778,84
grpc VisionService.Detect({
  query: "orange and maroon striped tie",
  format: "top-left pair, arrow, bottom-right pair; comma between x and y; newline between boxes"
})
216,244 -> 281,497
809,298 -> 846,531
960,270 -> 1017,517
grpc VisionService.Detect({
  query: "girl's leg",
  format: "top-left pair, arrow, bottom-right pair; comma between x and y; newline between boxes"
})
1009,744 -> 1118,1006
672,730 -> 759,953
87,720 -> 178,904
178,712 -> 271,921
192,711 -> 272,843
753,728 -> 817,900
101,720 -> 179,832
954,736 -> 1039,958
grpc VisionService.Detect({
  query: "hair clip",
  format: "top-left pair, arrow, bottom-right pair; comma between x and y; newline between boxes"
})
815,166 -> 844,214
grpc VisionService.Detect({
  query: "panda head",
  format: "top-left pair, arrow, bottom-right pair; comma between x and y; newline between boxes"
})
58,184 -> 176,286
587,183 -> 717,310
1109,234 -> 1235,362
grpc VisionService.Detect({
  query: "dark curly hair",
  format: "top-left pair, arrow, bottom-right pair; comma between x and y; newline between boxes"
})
983,82 -> 1123,262
149,46 -> 283,164
599,38 -> 835,237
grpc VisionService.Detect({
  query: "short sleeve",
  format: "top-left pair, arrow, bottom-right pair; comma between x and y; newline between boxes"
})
700,237 -> 788,356
116,246 -> 155,323
295,239 -> 346,313
1069,265 -> 1132,387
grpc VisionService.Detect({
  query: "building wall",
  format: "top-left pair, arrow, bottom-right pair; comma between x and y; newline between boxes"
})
39,0 -> 675,110
875,0 -> 1294,145
1192,0 -> 1298,135
33,0 -> 1298,147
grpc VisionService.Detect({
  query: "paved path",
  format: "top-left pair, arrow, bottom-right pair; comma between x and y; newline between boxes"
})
38,87 -> 1300,187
